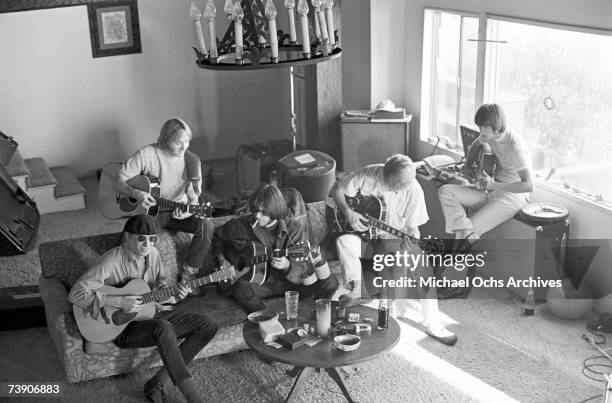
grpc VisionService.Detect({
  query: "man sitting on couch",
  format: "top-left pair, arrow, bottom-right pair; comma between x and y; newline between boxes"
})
68,215 -> 217,403
213,185 -> 338,313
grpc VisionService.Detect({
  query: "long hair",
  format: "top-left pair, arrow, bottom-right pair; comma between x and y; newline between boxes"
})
157,118 -> 193,151
382,154 -> 416,190
474,104 -> 506,133
249,185 -> 288,220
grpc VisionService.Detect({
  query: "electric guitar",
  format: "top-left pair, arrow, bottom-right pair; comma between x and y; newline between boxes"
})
327,193 -> 445,254
73,266 -> 235,343
223,240 -> 310,285
98,162 -> 213,220
464,140 -> 497,190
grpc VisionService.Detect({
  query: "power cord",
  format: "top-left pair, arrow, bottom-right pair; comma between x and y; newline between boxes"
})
580,331 -> 612,403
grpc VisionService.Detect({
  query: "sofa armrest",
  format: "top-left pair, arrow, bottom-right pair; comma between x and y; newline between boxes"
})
38,275 -> 73,368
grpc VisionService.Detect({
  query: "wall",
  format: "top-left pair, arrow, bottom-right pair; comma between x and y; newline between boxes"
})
0,0 -> 289,177
340,0 -> 612,240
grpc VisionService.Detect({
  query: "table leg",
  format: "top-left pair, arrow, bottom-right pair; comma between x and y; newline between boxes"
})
286,366 -> 301,377
325,367 -> 356,403
286,366 -> 314,403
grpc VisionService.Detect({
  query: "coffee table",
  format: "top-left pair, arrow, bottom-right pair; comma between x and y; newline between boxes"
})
243,300 -> 400,402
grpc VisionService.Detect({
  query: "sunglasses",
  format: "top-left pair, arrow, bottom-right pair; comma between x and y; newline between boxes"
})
136,235 -> 158,243
255,209 -> 269,217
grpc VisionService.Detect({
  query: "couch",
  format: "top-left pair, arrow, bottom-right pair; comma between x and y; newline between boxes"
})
38,201 -> 333,383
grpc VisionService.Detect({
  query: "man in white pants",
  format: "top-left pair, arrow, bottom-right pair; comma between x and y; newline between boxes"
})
438,104 -> 534,252
331,154 -> 457,346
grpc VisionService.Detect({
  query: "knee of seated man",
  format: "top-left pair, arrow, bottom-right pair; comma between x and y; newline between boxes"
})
152,319 -> 176,340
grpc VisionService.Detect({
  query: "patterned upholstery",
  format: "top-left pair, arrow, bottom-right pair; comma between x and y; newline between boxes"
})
38,203 -> 331,383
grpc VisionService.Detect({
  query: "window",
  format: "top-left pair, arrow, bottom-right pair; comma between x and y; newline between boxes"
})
421,9 -> 612,203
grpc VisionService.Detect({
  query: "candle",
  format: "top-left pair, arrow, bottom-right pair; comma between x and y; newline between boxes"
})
203,0 -> 217,59
234,2 -> 244,63
284,0 -> 297,44
313,5 -> 321,39
189,2 -> 208,56
312,0 -> 327,42
297,0 -> 310,58
324,0 -> 335,45
224,0 -> 234,19
265,0 -> 278,62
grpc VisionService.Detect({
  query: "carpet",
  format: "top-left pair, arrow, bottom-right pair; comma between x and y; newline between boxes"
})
0,326 -> 473,403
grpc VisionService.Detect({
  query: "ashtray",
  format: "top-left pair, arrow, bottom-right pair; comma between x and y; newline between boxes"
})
247,311 -> 279,324
333,334 -> 361,352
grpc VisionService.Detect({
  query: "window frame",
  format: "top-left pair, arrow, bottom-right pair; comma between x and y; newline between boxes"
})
420,7 -> 612,210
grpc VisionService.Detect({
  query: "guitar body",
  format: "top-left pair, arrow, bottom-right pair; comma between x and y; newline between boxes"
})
73,279 -> 157,343
224,240 -> 268,285
327,194 -> 387,241
464,140 -> 497,184
98,162 -> 160,219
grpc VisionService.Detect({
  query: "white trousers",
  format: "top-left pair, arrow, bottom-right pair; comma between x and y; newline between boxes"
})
438,185 -> 528,238
335,234 -> 442,326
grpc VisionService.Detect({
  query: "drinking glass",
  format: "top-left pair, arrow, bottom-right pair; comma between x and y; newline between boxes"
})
285,291 -> 299,320
315,299 -> 332,338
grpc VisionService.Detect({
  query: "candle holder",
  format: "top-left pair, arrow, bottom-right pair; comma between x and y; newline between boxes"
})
193,0 -> 341,71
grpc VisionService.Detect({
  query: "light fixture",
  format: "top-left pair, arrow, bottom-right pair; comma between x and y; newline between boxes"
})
191,0 -> 341,71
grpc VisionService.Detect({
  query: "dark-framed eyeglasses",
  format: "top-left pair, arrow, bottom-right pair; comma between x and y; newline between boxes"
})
136,235 -> 158,243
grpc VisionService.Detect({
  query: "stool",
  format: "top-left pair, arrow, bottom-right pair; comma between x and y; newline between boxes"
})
277,150 -> 336,203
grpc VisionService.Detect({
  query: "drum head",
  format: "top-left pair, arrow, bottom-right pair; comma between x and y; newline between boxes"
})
521,203 -> 569,224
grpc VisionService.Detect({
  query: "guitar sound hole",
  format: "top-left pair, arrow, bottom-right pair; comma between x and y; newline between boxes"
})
119,197 -> 138,212
112,310 -> 138,325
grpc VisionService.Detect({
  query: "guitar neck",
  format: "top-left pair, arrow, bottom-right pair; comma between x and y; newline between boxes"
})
139,274 -> 220,303
153,196 -> 188,212
365,215 -> 430,249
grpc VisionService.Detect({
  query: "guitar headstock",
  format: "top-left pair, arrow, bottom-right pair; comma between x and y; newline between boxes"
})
212,265 -> 236,283
190,202 -> 213,218
287,241 -> 310,261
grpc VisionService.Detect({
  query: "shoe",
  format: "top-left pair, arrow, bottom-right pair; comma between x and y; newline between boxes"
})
339,293 -> 361,307
144,380 -> 166,403
453,232 -> 480,254
425,324 -> 458,346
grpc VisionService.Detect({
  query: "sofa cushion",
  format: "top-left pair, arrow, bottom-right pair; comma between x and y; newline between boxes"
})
39,230 -> 192,289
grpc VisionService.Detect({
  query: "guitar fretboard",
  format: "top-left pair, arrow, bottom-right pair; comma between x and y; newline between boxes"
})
153,196 -> 206,216
139,273 -> 223,303
364,215 -> 442,252
250,249 -> 305,265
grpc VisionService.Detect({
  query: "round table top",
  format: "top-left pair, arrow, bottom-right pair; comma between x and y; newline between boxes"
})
243,301 -> 401,369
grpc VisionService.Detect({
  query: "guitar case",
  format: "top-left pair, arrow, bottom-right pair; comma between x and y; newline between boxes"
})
0,164 -> 40,255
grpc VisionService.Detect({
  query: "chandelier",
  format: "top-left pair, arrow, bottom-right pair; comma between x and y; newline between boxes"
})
190,0 -> 342,70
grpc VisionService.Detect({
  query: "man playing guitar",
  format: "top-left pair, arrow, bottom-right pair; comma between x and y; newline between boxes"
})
438,104 -> 534,252
331,154 -> 457,346
69,215 -> 217,403
214,185 -> 338,314
114,118 -> 214,294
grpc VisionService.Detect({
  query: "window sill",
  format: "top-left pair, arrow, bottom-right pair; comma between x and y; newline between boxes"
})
417,138 -> 612,215
533,178 -> 612,216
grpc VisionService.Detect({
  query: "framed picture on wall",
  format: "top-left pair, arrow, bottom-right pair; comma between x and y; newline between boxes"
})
87,0 -> 141,58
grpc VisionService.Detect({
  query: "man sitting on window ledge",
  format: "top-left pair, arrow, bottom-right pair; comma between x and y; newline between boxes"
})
438,103 -> 534,252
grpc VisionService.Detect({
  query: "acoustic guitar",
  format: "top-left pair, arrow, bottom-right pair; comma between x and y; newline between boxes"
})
73,266 -> 235,343
223,240 -> 310,285
327,193 -> 445,254
98,162 -> 213,220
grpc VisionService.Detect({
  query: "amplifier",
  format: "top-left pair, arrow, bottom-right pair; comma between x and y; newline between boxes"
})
236,139 -> 299,192
0,130 -> 18,165
0,164 -> 40,255
0,285 -> 46,330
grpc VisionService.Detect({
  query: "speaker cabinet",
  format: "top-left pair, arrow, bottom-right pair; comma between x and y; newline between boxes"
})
340,116 -> 411,172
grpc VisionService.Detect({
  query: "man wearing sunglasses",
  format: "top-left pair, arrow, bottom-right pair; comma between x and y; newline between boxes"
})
69,215 -> 217,403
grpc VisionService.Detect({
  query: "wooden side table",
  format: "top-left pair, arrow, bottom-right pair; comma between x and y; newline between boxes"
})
243,301 -> 400,402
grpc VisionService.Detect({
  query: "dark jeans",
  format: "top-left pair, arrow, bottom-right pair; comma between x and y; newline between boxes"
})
231,275 -> 339,313
156,212 -> 214,269
114,310 -> 218,384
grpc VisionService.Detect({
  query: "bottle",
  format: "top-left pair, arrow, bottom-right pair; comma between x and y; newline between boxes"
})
524,288 -> 535,316
269,169 -> 278,186
377,299 -> 389,330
